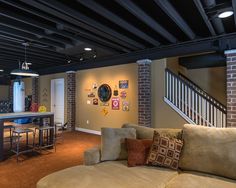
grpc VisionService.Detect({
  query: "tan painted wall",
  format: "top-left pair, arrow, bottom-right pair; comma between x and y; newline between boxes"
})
76,63 -> 138,131
0,85 -> 9,100
166,57 -> 226,105
151,59 -> 187,129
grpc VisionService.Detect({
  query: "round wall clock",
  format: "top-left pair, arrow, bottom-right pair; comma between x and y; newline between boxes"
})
98,84 -> 112,102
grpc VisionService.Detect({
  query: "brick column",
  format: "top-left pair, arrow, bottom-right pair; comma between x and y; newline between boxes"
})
137,59 -> 152,127
32,77 -> 39,104
66,71 -> 76,131
225,49 -> 236,127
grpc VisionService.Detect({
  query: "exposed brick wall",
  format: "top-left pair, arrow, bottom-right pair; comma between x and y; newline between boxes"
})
67,71 -> 76,131
226,50 -> 236,127
9,80 -> 14,111
32,77 -> 39,104
137,59 -> 152,127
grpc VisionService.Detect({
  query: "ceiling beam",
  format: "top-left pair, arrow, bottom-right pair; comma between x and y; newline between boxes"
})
153,0 -> 195,40
78,0 -> 160,46
193,0 -> 216,36
0,38 -> 80,62
0,26 -> 65,48
232,0 -> 236,28
0,49 -> 65,65
38,33 -> 236,75
116,0 -> 177,43
0,17 -> 74,46
0,6 -> 122,53
33,0 -> 145,50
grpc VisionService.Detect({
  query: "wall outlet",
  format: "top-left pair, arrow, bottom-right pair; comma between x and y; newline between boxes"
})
86,120 -> 89,124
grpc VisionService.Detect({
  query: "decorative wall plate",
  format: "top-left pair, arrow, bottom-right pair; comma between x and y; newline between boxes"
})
98,84 -> 112,102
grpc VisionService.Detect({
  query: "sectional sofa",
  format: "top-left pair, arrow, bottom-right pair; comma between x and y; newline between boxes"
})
37,124 -> 236,188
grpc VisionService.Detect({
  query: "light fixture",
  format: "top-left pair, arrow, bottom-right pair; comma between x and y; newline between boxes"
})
84,47 -> 92,51
0,69 -> 4,72
218,11 -> 234,18
10,42 -> 39,77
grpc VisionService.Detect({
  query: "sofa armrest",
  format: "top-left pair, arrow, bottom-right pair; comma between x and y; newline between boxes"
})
84,147 -> 101,166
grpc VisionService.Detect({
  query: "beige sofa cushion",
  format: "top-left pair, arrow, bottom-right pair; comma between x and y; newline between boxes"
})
101,128 -> 136,161
179,124 -> 236,180
166,172 -> 236,188
122,123 -> 182,139
37,161 -> 178,188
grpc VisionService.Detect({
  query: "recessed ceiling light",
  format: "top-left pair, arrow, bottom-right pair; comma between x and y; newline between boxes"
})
218,11 -> 234,18
0,69 -> 4,72
84,47 -> 92,51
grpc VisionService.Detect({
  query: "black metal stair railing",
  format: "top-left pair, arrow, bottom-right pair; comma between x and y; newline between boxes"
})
165,68 -> 226,127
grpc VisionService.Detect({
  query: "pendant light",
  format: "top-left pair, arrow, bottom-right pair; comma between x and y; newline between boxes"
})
10,42 -> 39,77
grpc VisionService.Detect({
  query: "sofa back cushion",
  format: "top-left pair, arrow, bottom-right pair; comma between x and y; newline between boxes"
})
179,124 -> 236,180
101,128 -> 136,161
122,123 -> 182,140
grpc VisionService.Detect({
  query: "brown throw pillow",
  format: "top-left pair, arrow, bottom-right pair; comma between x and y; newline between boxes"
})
126,138 -> 153,167
146,131 -> 183,170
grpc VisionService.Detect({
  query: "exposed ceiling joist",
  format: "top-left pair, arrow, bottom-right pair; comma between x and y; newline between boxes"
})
78,0 -> 160,46
193,0 -> 216,36
0,17 -> 74,46
116,0 -> 177,43
39,33 -> 236,75
0,26 -> 65,48
154,0 -> 195,40
20,0 -> 144,50
0,6 -> 123,53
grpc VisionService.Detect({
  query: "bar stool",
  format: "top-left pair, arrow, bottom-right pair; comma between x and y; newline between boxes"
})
4,125 -> 15,149
35,125 -> 56,153
11,128 -> 35,162
55,122 -> 65,143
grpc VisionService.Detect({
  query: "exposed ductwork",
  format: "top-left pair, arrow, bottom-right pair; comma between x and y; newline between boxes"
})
203,0 -> 225,34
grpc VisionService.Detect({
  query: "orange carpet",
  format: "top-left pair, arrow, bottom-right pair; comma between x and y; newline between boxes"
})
0,131 -> 100,188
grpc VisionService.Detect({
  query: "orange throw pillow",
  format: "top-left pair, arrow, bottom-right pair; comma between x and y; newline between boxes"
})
126,138 -> 153,167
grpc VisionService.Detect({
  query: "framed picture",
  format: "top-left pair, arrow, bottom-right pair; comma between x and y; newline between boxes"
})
119,80 -> 129,89
111,97 -> 120,110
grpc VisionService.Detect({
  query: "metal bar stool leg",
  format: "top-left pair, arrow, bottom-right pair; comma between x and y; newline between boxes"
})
16,133 -> 20,163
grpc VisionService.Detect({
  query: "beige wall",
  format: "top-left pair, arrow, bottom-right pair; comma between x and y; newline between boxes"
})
0,85 -> 9,101
151,59 -> 187,129
76,63 -> 138,131
166,57 -> 226,105
23,78 -> 32,96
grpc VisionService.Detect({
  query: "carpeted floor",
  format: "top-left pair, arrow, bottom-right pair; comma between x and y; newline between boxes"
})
0,131 -> 100,188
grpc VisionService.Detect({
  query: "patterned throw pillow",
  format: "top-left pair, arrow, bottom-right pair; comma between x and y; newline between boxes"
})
126,138 -> 153,167
146,131 -> 183,170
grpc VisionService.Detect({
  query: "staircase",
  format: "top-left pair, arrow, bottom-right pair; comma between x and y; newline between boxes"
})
164,69 -> 226,128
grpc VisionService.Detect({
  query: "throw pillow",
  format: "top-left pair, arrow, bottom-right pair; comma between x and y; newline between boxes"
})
101,128 -> 136,161
179,124 -> 236,180
146,131 -> 183,170
126,138 -> 153,167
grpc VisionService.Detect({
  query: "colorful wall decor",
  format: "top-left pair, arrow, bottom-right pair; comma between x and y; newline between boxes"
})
113,85 -> 119,96
87,100 -> 91,105
88,92 -> 95,97
122,101 -> 130,111
93,98 -> 98,105
101,107 -> 109,116
111,97 -> 120,110
119,80 -> 129,89
100,102 -> 109,106
98,84 -> 112,102
120,90 -> 127,99
92,83 -> 98,89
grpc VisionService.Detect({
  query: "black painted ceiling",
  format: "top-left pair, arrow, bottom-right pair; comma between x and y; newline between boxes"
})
0,0 -> 235,76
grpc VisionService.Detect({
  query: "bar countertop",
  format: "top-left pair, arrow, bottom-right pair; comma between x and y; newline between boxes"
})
0,112 -> 54,120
